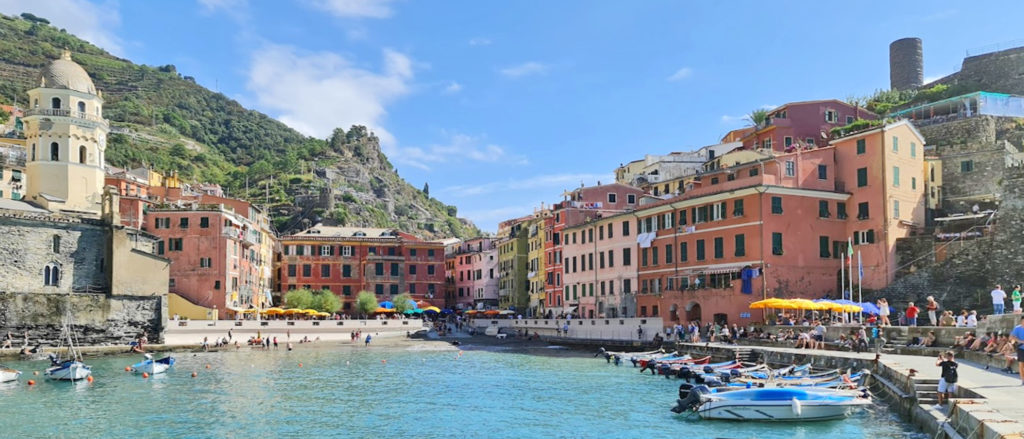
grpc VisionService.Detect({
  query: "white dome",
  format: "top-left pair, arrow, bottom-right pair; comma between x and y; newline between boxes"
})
37,50 -> 97,95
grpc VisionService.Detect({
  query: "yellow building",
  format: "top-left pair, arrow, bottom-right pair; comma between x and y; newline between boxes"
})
23,50 -> 108,214
526,214 -> 547,317
0,138 -> 27,201
498,222 -> 528,311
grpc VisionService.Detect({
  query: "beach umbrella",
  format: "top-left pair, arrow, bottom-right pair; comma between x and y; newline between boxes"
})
858,302 -> 880,314
379,301 -> 395,309
242,308 -> 259,314
403,309 -> 416,315
749,298 -> 788,309
417,300 -> 433,308
422,306 -> 441,313
423,308 -> 440,315
283,309 -> 302,315
302,309 -> 319,315
375,307 -> 396,313
483,310 -> 500,316
262,308 -> 284,315
440,309 -> 454,315
499,310 -> 514,315
407,299 -> 418,309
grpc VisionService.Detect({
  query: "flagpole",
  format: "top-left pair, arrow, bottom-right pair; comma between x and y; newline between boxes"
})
858,251 -> 863,323
840,252 -> 845,303
847,237 -> 854,324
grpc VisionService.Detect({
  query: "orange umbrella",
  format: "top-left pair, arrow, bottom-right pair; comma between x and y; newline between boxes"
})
374,307 -> 396,313
483,310 -> 500,316
416,300 -> 432,308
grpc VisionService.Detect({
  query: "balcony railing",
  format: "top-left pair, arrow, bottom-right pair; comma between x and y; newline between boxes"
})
25,108 -> 108,125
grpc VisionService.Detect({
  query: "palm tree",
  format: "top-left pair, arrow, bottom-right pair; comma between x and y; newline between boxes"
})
745,109 -> 769,128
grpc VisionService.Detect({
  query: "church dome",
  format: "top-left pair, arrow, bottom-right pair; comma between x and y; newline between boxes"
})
37,49 -> 97,95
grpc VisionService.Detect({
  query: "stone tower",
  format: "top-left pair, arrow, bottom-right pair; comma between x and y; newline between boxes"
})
890,37 -> 924,91
23,49 -> 109,214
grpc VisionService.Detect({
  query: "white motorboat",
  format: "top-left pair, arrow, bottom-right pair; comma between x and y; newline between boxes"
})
672,385 -> 871,421
0,365 -> 21,383
131,354 -> 175,375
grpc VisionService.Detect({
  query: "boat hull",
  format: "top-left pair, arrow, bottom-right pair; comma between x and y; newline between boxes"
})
697,399 -> 870,421
45,362 -> 92,381
132,361 -> 169,375
0,368 -> 21,383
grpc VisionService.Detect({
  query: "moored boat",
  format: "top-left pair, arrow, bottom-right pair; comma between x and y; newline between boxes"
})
0,365 -> 21,383
131,354 -> 175,375
44,305 -> 93,382
671,385 -> 871,421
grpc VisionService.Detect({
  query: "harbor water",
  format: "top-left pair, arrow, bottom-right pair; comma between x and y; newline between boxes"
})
0,341 -> 927,438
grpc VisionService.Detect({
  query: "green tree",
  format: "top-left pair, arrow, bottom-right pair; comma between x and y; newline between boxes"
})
355,291 -> 378,317
422,182 -> 429,196
284,288 -> 313,309
393,293 -> 414,314
745,108 -> 768,127
310,289 -> 342,313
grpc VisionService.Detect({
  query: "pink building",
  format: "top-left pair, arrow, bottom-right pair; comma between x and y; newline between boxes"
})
562,210 -> 637,318
448,237 -> 498,309
742,99 -> 877,151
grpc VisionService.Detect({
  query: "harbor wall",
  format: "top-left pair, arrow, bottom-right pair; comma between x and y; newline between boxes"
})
467,317 -> 665,341
0,291 -> 164,346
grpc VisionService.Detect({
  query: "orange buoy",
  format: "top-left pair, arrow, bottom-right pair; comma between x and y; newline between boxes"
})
191,371 -> 197,378
142,372 -> 149,378
86,375 -> 94,383
298,363 -> 303,367
205,364 -> 210,369
381,359 -> 387,364
125,366 -> 131,372
27,380 -> 35,386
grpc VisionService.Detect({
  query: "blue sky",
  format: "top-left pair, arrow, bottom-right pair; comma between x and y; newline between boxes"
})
4,0 -> 1024,233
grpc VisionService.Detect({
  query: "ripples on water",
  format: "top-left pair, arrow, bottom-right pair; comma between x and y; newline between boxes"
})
1,342 -> 927,439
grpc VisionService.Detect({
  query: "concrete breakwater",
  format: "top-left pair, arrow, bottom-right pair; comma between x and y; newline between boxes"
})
672,343 -> 1024,439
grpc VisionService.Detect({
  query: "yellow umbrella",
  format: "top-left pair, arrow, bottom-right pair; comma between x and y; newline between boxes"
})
422,306 -> 441,313
241,308 -> 259,314
375,307 -> 396,313
283,309 -> 302,314
786,299 -> 828,310
749,298 -> 788,309
262,308 -> 284,315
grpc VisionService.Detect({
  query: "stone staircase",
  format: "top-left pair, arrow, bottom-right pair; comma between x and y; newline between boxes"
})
912,377 -> 941,405
734,347 -> 758,363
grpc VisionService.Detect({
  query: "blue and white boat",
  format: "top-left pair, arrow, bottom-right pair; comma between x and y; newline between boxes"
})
44,308 -> 92,382
672,385 -> 870,421
131,354 -> 175,375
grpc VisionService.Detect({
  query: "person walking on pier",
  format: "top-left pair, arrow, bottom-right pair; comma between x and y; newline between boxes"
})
878,299 -> 891,326
926,297 -> 939,326
1013,286 -> 1022,314
1009,316 -> 1024,385
637,325 -> 643,341
905,302 -> 920,327
992,285 -> 1007,315
935,351 -> 958,407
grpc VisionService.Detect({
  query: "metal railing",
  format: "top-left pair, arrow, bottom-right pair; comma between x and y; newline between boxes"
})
25,108 -> 108,124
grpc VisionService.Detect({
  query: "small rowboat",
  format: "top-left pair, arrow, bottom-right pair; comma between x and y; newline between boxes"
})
0,364 -> 21,383
131,354 -> 175,375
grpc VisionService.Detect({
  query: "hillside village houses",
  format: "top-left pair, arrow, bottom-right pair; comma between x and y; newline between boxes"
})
0,49 -> 971,330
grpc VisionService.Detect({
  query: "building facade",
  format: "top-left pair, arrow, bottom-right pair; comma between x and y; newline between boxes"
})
741,100 -> 877,151
0,139 -> 26,201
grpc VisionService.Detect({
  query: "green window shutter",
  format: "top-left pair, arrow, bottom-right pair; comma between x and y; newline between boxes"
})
734,234 -> 745,257
857,168 -> 868,187
856,139 -> 865,154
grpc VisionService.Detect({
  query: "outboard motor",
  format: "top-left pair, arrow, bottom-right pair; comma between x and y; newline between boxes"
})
677,368 -> 693,381
678,383 -> 695,399
48,352 -> 59,366
703,376 -> 724,387
613,355 -> 621,366
594,347 -> 606,358
694,374 -> 705,384
718,372 -> 731,383
703,365 -> 715,374
730,369 -> 742,377
671,385 -> 710,414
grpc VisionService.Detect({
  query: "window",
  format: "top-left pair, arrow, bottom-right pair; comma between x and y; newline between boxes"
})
772,232 -> 783,255
199,217 -> 209,228
784,136 -> 792,147
893,200 -> 900,218
696,240 -> 705,261
837,202 -> 848,219
771,196 -> 783,214
734,234 -> 745,257
856,138 -> 866,154
665,244 -> 673,264
911,142 -> 916,158
77,101 -> 85,113
50,142 -> 59,161
427,265 -> 436,275
343,286 -> 352,296
375,263 -> 384,276
169,279 -> 176,288
854,229 -> 876,244
214,280 -> 221,290
710,177 -> 719,185
387,247 -> 396,256
825,109 -> 838,123
409,264 -> 417,275
819,236 -> 831,258
733,199 -> 744,216
960,160 -> 974,173
79,146 -> 87,164
342,265 -> 352,278
818,200 -> 830,218
427,249 -> 435,257
749,167 -> 759,177
52,235 -> 61,253
622,248 -> 631,266
320,245 -> 332,256
680,242 -> 688,262
390,263 -> 399,276
846,115 -> 855,124
51,97 -> 61,109
858,202 -> 869,220
892,136 -> 899,153
44,263 -> 60,286
168,238 -> 183,251
375,284 -> 384,295
296,245 -> 305,256
608,193 -> 617,203
179,217 -> 189,229
302,264 -> 312,277
713,237 -> 723,259
200,257 -> 212,268
817,164 -> 827,180
155,218 -> 170,229
711,202 -> 726,221
806,138 -> 815,146
893,166 -> 900,187
627,194 -> 636,204
785,161 -> 795,177
288,264 -> 297,277
857,168 -> 868,187
342,246 -> 353,257
156,241 -> 165,255
390,285 -> 399,295
762,138 -> 772,150
321,264 -> 330,277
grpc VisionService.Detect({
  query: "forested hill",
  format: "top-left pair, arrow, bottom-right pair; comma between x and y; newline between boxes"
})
0,13 -> 478,239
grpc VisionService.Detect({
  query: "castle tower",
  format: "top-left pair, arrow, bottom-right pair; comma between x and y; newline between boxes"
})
889,37 -> 924,91
23,49 -> 109,214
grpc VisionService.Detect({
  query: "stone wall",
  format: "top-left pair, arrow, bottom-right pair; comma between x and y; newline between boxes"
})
0,291 -> 164,346
917,116 -> 997,145
929,46 -> 1024,96
0,214 -> 108,294
893,235 -> 934,277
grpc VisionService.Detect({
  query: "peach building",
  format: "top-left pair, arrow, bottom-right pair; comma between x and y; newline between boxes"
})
562,210 -> 637,318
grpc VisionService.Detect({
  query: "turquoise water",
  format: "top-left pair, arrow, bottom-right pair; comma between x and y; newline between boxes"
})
1,342 -> 926,438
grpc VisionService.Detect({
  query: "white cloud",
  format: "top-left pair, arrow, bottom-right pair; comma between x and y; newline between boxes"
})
468,37 -> 491,46
0,0 -> 123,55
720,114 -> 745,124
246,44 -> 413,146
198,0 -> 247,13
389,132 -> 526,171
307,0 -> 394,18
443,81 -> 462,94
441,172 -> 613,198
500,61 -> 547,78
667,67 -> 692,81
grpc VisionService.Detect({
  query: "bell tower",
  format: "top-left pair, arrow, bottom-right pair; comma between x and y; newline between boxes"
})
23,49 -> 108,214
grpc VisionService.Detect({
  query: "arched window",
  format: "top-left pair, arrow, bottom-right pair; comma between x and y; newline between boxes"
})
51,97 -> 61,109
44,263 -> 61,287
53,235 -> 61,253
77,101 -> 86,113
79,146 -> 87,164
50,142 -> 59,161
33,98 -> 38,108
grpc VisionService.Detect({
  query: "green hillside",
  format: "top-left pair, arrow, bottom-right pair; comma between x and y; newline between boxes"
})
0,13 -> 477,238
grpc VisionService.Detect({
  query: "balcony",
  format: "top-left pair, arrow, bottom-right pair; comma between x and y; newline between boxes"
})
25,108 -> 108,126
